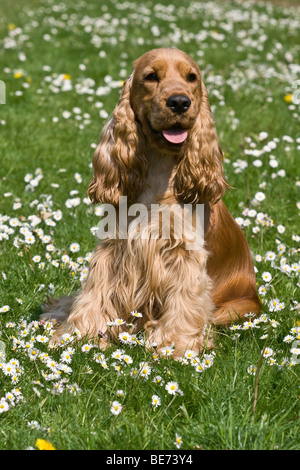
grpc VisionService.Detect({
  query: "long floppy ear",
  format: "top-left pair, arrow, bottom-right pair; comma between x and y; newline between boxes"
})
88,75 -> 148,205
174,79 -> 230,204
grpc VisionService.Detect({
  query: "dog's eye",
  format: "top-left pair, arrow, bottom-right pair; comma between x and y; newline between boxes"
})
187,73 -> 197,83
145,72 -> 159,82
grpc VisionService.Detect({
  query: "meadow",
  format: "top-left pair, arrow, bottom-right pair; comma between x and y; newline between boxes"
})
0,0 -> 299,451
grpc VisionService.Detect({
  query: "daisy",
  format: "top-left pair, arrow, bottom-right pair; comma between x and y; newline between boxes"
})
70,242 -> 80,253
260,334 -> 268,340
114,318 -> 126,326
161,345 -> 175,356
5,392 -> 15,404
258,314 -> 269,323
153,375 -> 163,385
46,244 -> 55,252
263,347 -> 275,358
46,359 -> 58,371
269,319 -> 280,328
58,333 -> 73,346
269,299 -> 280,311
110,401 -> 122,415
36,335 -> 49,343
3,364 -> 16,376
277,224 -> 286,234
118,331 -> 132,344
59,364 -> 72,374
139,363 -> 151,379
152,395 -> 161,408
111,349 -> 124,361
290,327 -> 300,335
262,272 -> 272,283
11,389 -> 23,402
265,251 -> 276,261
230,324 -> 241,331
254,191 -> 266,202
165,381 -> 179,395
174,433 -> 183,449
129,367 -> 139,378
277,243 -> 286,254
65,197 -> 80,208
283,335 -> 294,343
27,420 -> 41,430
28,348 -> 39,361
203,354 -> 214,368
81,344 -> 93,353
0,399 -> 9,413
94,352 -> 106,363
20,328 -> 29,337
24,231 -> 36,244
67,383 -> 81,395
62,110 -> 71,119
194,362 -> 205,373
247,365 -> 257,375
111,362 -> 123,374
122,354 -> 133,364
258,285 -> 267,296
0,305 -> 10,313
131,310 -> 143,318
152,352 -> 160,361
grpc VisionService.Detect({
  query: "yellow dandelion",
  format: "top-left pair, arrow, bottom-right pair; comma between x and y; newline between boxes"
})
35,439 -> 55,450
13,71 -> 23,79
284,94 -> 292,103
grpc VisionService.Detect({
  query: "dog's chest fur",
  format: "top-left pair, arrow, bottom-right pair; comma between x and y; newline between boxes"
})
136,153 -> 176,206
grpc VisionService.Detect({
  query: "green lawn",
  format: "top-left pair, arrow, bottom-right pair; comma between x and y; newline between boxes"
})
0,0 -> 299,451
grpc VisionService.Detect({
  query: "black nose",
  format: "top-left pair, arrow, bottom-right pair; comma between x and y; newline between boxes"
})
166,94 -> 191,114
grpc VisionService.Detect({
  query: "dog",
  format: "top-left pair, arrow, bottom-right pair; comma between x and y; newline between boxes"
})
41,48 -> 261,357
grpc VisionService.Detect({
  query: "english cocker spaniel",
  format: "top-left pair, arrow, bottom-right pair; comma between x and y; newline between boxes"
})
41,48 -> 261,356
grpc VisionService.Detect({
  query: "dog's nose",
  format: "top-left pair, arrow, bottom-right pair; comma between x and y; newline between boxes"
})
166,94 -> 191,114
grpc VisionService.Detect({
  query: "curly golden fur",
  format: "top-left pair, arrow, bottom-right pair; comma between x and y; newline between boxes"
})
41,48 -> 261,357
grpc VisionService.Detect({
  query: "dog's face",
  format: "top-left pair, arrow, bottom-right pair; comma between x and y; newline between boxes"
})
130,48 -> 203,153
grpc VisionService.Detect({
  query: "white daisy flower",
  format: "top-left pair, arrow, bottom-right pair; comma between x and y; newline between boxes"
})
110,401 -> 122,415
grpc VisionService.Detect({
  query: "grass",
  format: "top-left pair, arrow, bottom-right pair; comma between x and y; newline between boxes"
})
0,0 -> 299,451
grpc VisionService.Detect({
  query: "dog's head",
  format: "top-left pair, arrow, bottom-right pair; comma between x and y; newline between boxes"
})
88,48 -> 229,205
130,48 -> 203,152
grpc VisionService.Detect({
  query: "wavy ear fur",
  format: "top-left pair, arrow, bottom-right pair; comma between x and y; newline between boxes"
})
88,76 -> 148,205
174,80 -> 230,204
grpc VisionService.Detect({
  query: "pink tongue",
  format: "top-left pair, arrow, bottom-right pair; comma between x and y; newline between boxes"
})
162,129 -> 188,144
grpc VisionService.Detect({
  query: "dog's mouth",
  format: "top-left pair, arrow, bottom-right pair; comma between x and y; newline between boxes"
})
149,123 -> 188,145
162,127 -> 188,144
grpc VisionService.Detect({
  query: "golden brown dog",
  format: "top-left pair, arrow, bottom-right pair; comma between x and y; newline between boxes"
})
41,48 -> 261,356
